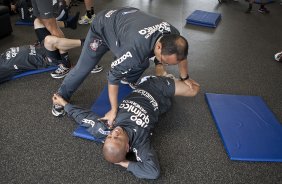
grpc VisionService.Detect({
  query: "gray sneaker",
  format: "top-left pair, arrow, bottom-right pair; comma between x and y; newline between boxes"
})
91,65 -> 103,73
274,52 -> 282,62
52,104 -> 66,117
51,64 -> 70,79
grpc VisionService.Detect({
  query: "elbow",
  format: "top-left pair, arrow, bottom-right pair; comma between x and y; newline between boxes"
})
149,169 -> 160,180
143,166 -> 160,180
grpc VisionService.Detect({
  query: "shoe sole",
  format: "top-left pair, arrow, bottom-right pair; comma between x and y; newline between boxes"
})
50,73 -> 68,79
91,68 -> 103,73
78,21 -> 91,25
52,108 -> 66,117
120,80 -> 129,84
274,53 -> 282,62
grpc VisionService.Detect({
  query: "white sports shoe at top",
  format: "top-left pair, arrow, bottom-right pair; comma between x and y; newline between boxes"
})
78,14 -> 95,25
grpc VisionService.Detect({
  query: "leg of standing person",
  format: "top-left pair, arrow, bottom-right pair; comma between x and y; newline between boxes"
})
258,0 -> 270,14
245,0 -> 254,13
31,0 -> 65,38
34,17 -> 72,78
44,35 -> 82,71
78,0 -> 95,25
16,0 -> 33,22
52,26 -> 109,117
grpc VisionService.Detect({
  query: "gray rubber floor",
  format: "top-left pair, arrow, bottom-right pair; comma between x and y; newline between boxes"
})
0,0 -> 282,183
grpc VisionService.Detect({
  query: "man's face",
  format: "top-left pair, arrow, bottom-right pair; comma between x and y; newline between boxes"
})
157,54 -> 179,66
154,42 -> 180,65
104,126 -> 128,146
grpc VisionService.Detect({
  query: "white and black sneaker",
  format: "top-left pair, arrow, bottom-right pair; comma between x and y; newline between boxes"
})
51,64 -> 70,79
52,104 -> 66,117
274,52 -> 282,62
91,65 -> 103,73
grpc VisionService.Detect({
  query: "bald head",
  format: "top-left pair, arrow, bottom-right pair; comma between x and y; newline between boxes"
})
102,126 -> 129,163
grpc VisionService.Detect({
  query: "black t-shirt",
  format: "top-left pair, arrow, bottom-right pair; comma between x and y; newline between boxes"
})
114,76 -> 175,179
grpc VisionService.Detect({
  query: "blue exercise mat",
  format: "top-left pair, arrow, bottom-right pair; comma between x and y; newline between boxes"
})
11,66 -> 58,80
73,83 -> 133,142
73,126 -> 105,143
15,20 -> 33,26
255,0 -> 273,4
205,93 -> 282,162
186,10 -> 221,28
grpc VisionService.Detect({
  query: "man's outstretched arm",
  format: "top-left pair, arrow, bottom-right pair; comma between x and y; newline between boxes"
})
52,94 -> 100,125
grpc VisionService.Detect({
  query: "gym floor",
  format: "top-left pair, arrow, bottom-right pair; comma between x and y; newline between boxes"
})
0,0 -> 281,183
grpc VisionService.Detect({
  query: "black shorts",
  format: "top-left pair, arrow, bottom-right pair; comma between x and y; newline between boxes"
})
31,0 -> 60,19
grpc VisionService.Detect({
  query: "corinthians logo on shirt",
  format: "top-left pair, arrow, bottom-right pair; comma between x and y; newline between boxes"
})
139,22 -> 171,39
90,39 -> 102,51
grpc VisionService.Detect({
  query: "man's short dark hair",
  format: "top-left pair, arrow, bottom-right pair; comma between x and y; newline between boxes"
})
159,34 -> 189,61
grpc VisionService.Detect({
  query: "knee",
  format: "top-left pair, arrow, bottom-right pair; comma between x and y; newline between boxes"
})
44,35 -> 58,48
34,18 -> 44,29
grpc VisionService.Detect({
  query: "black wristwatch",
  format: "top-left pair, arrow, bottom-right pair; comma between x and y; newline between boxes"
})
180,74 -> 189,81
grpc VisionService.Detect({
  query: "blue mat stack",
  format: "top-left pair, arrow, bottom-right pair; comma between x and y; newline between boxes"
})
186,10 -> 221,28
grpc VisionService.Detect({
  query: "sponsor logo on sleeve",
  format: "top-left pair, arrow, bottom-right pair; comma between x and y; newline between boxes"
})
105,9 -> 117,18
133,148 -> 142,162
82,119 -> 96,127
98,128 -> 110,135
122,9 -> 138,15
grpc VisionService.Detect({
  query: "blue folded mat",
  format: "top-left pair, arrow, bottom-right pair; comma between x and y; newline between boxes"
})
15,20 -> 34,26
73,83 -> 133,142
186,10 -> 221,28
205,93 -> 282,162
255,0 -> 273,4
11,66 -> 58,80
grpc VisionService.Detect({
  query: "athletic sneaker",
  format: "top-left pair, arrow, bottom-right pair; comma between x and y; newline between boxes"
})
258,7 -> 270,14
52,104 -> 66,117
91,65 -> 103,73
51,64 -> 70,79
78,14 -> 95,25
274,52 -> 282,62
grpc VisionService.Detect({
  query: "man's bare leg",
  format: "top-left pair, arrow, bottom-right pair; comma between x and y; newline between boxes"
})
44,35 -> 82,52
